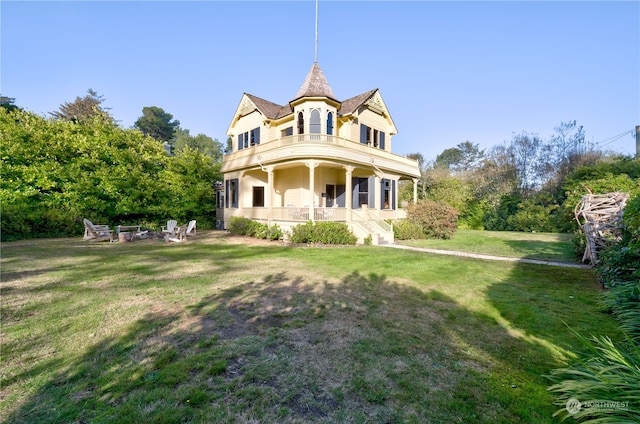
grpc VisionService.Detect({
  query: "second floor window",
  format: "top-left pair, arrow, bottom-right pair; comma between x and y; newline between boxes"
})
250,127 -> 260,146
310,109 -> 321,134
297,112 -> 304,134
237,128 -> 259,150
360,124 -> 386,150
282,127 -> 293,137
327,112 -> 333,135
238,131 -> 249,150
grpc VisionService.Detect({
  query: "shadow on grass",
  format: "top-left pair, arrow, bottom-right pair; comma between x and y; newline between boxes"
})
485,256 -> 622,420
5,263 -> 589,423
502,237 -> 579,263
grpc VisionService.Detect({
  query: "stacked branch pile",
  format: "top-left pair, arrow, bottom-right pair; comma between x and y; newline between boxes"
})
574,191 -> 629,265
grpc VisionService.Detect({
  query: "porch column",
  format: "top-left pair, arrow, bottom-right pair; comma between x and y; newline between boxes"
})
305,161 -> 319,222
413,178 -> 418,203
266,166 -> 274,224
344,165 -> 354,222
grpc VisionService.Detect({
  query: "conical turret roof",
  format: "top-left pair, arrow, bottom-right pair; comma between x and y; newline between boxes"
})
293,63 -> 336,101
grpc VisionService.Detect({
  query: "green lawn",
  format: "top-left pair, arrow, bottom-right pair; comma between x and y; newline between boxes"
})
1,231 -> 618,423
399,229 -> 579,263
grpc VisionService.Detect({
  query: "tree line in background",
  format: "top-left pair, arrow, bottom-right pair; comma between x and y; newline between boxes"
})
1,90 -> 223,241
399,122 -> 639,247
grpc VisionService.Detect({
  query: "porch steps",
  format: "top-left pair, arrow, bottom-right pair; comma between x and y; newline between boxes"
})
349,212 -> 394,246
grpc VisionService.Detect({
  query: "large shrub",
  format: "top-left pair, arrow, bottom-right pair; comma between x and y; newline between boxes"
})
483,193 -> 522,231
405,199 -> 459,239
0,108 -> 221,241
227,217 -> 282,240
506,199 -> 559,233
392,219 -> 425,240
597,193 -> 640,342
558,164 -> 640,233
290,221 -> 357,245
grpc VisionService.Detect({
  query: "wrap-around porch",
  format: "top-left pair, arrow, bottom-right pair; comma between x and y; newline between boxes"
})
220,159 -> 418,243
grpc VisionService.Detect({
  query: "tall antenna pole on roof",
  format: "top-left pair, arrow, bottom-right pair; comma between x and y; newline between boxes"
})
314,0 -> 319,63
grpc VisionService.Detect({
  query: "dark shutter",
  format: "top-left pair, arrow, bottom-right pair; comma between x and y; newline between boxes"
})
238,134 -> 243,151
380,179 -> 386,209
380,132 -> 385,150
225,180 -> 230,208
255,127 -> 260,145
392,180 -> 396,210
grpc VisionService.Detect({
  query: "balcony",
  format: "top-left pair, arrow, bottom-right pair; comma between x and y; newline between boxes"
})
222,134 -> 420,177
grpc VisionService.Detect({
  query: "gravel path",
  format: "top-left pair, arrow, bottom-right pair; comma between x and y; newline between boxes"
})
384,243 -> 592,269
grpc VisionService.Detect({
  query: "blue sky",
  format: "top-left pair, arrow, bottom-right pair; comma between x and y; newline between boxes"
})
2,1 -> 639,160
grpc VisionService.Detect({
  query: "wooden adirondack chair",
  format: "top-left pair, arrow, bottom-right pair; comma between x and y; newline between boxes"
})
165,220 -> 196,243
83,218 -> 114,242
161,220 -> 178,235
184,220 -> 196,236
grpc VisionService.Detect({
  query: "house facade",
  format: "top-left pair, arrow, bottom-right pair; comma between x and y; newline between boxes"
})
219,63 -> 420,244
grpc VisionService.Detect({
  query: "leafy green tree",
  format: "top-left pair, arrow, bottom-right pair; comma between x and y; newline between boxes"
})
134,106 -> 180,150
0,107 -> 221,241
503,131 -> 545,197
1,108 -> 169,239
0,95 -> 19,112
434,141 -> 485,173
160,146 -> 222,227
225,136 -> 233,155
50,88 -> 111,122
541,121 -> 603,200
174,128 -> 224,161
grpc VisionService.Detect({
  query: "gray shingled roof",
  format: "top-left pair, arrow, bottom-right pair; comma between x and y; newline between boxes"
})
245,93 -> 292,120
243,64 -> 378,120
292,63 -> 337,101
339,89 -> 377,116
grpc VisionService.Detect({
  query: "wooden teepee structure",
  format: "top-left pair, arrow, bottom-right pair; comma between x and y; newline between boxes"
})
574,191 -> 629,265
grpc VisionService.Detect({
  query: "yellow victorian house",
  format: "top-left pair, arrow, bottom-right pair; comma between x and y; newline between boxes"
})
220,62 -> 420,244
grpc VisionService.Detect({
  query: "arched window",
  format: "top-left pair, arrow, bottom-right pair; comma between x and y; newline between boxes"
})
327,112 -> 333,135
297,112 -> 304,135
310,109 -> 321,135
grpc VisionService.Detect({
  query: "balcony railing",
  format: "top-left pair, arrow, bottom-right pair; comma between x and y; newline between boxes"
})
222,133 -> 420,176
226,207 -> 348,223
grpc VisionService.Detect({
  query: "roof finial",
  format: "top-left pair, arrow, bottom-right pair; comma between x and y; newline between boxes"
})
314,0 -> 319,63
